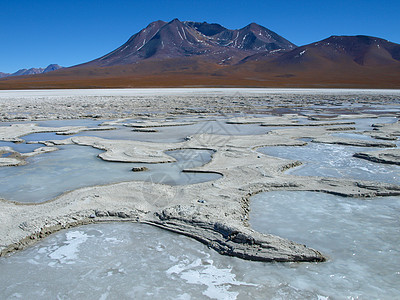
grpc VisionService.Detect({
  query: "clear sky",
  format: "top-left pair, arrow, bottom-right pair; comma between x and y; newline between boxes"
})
1,0 -> 400,73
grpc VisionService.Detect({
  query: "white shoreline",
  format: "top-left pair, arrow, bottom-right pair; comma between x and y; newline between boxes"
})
1,87 -> 400,98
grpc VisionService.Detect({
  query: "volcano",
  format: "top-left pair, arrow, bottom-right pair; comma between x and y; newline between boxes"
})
1,20 -> 400,89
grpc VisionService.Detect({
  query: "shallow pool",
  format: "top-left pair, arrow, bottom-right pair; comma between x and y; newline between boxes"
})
0,146 -> 221,203
19,118 -> 269,143
1,190 -> 399,299
0,223 -> 259,299
259,142 -> 400,184
0,141 -> 42,153
250,191 -> 400,299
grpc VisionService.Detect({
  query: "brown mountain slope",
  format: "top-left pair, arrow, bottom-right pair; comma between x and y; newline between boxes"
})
1,35 -> 400,89
1,63 -> 399,89
216,35 -> 400,87
83,19 -> 296,67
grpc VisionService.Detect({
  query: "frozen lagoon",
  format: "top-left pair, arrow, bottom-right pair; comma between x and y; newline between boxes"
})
0,190 -> 399,299
259,142 -> 400,184
0,146 -> 220,203
0,88 -> 399,299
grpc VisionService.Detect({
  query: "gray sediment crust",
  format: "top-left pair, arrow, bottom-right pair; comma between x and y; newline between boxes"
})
226,116 -> 297,125
1,89 -> 399,122
0,146 -> 58,167
365,121 -> 400,141
308,114 -> 379,121
261,122 -> 356,127
124,121 -> 196,128
0,123 -> 116,142
131,128 -> 159,132
311,136 -> 397,147
131,166 -> 149,172
354,149 -> 400,165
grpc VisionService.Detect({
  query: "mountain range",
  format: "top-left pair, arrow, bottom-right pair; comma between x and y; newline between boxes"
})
1,19 -> 400,89
0,64 -> 63,79
85,19 -> 296,67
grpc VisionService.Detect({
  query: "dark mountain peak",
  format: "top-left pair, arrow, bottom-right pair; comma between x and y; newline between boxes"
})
242,22 -> 263,30
163,18 -> 189,31
87,19 -> 297,67
168,18 -> 183,25
320,35 -> 393,47
225,22 -> 296,51
184,21 -> 227,36
43,64 -> 63,73
321,35 -> 400,64
134,20 -> 166,38
95,20 -> 168,64
271,34 -> 400,67
0,64 -> 63,78
3,23 -> 400,89
12,67 -> 44,76
145,20 -> 167,29
313,35 -> 397,50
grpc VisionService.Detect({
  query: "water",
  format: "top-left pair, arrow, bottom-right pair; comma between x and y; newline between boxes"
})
35,119 -> 103,127
0,141 -> 42,153
73,120 -> 269,143
350,117 -> 398,131
5,119 -> 102,141
1,114 -> 400,299
19,119 -> 268,143
22,132 -> 73,142
0,223 -> 259,299
0,146 -> 221,203
259,143 -> 400,184
2,117 -> 268,203
19,116 -> 399,144
330,132 -> 376,141
1,191 -> 399,299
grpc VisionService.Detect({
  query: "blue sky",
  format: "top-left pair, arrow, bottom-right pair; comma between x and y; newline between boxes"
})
1,0 -> 400,73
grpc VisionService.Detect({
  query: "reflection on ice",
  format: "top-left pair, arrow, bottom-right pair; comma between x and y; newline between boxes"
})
47,231 -> 89,266
0,224 -> 260,299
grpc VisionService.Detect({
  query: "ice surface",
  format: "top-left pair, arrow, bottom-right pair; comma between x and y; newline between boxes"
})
250,191 -> 400,299
259,142 -> 400,184
0,141 -> 41,153
0,146 -> 220,203
1,102 -> 399,298
72,119 -> 269,143
0,224 -> 260,299
47,231 -> 90,265
1,193 -> 399,300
